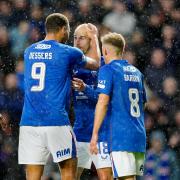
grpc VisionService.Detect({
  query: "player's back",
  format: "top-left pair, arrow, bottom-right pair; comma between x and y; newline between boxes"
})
20,40 -> 83,126
107,60 -> 146,152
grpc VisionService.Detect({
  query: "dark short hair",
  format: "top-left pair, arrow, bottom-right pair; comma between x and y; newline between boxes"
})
45,13 -> 69,33
101,32 -> 126,56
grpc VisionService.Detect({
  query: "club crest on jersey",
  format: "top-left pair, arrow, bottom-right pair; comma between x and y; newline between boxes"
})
91,71 -> 97,77
35,44 -> 51,49
98,80 -> 106,89
56,148 -> 70,158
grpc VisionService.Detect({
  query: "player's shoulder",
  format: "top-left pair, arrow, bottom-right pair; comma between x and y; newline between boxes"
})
99,63 -> 112,74
67,46 -> 83,55
129,64 -> 145,82
121,60 -> 142,75
24,40 -> 45,53
105,60 -> 120,71
59,45 -> 83,58
131,64 -> 143,77
26,40 -> 68,51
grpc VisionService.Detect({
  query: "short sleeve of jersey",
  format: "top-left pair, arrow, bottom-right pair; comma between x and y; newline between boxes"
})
97,65 -> 113,95
69,47 -> 87,68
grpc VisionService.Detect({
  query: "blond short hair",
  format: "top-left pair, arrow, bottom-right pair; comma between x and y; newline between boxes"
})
101,32 -> 126,55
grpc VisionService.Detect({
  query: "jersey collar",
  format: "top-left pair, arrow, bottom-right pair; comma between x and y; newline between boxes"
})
109,59 -> 128,64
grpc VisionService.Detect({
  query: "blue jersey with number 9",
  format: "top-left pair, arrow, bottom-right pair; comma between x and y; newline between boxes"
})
20,40 -> 86,126
97,60 -> 146,152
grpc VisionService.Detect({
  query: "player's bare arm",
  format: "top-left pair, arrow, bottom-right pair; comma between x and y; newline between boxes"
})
84,56 -> 99,70
86,23 -> 101,62
90,93 -> 110,154
84,23 -> 100,70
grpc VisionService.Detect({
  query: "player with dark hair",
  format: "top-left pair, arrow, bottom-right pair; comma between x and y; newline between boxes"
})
18,13 -> 99,180
90,32 -> 146,180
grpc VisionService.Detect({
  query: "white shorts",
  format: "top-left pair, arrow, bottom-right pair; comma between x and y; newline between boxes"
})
77,141 -> 111,169
18,126 -> 77,165
110,151 -> 145,178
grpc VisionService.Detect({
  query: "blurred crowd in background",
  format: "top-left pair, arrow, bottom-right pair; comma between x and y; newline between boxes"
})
0,0 -> 179,179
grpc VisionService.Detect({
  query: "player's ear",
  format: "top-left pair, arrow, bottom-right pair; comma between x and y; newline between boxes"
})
102,46 -> 106,56
61,25 -> 69,33
104,47 -> 108,56
57,26 -> 64,36
61,26 -> 66,33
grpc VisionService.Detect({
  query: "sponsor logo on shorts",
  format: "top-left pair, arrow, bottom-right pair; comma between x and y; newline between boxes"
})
56,148 -> 70,158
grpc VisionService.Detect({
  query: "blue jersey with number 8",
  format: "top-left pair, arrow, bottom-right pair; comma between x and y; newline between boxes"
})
20,40 -> 86,126
97,60 -> 146,152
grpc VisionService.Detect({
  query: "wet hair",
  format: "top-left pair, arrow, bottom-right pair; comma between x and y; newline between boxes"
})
45,13 -> 69,33
75,23 -> 87,31
101,32 -> 126,55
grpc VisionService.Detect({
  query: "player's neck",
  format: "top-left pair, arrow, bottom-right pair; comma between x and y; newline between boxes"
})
108,55 -> 122,63
44,33 -> 60,42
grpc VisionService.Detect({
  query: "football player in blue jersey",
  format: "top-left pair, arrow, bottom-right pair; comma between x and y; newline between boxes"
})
90,32 -> 146,180
18,13 -> 100,180
72,24 -> 112,180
